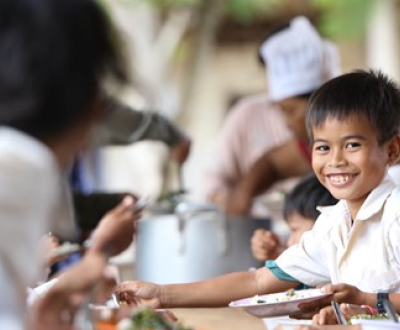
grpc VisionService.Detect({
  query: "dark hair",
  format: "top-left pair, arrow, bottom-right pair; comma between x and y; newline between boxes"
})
283,173 -> 337,221
306,70 -> 400,144
0,0 -> 128,140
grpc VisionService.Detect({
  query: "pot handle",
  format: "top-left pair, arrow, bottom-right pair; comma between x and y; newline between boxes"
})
217,210 -> 229,256
175,205 -> 186,254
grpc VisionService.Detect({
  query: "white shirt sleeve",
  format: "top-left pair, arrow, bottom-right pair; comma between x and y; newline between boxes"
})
27,278 -> 59,306
275,212 -> 333,286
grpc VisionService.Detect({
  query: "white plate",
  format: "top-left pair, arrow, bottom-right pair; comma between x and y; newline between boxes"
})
229,288 -> 333,318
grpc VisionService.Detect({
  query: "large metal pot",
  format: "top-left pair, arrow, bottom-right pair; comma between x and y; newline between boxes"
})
135,202 -> 270,284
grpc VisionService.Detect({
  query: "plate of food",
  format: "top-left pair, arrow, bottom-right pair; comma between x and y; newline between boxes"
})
229,288 -> 333,318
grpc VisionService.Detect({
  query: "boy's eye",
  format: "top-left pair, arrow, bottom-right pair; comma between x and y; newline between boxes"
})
346,142 -> 361,149
314,145 -> 330,152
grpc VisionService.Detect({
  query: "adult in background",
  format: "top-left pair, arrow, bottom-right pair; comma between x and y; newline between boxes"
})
214,16 -> 341,216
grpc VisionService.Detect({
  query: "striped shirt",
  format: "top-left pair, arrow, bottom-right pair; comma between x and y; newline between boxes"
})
203,94 -> 294,218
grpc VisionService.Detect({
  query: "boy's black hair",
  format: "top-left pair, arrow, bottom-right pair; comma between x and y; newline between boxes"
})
283,173 -> 337,221
0,0 -> 128,140
306,70 -> 400,144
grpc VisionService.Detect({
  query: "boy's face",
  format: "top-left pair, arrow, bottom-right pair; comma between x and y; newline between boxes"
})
311,114 -> 395,217
275,97 -> 309,142
286,212 -> 314,247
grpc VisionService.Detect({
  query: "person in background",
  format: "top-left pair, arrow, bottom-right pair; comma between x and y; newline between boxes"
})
0,0 -> 138,328
71,95 -> 191,196
95,96 -> 191,166
52,96 -> 192,275
70,96 -> 192,231
29,197 -> 141,308
251,173 -> 337,262
202,91 -> 293,220
218,16 -> 340,217
113,71 -> 400,318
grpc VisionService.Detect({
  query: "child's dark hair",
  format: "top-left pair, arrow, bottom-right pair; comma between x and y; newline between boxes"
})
283,173 -> 337,221
0,0 -> 128,140
306,70 -> 400,144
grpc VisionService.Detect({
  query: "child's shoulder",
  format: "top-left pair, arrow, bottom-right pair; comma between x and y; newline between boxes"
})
382,185 -> 400,223
385,185 -> 400,207
317,200 -> 346,218
314,201 -> 346,230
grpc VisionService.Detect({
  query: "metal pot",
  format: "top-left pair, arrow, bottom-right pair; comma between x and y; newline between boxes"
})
135,202 -> 270,284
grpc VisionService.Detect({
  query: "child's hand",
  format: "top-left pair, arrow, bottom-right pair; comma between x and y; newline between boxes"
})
341,303 -> 372,318
90,195 -> 141,256
312,306 -> 341,325
321,283 -> 366,306
113,280 -> 162,308
30,250 -> 107,328
251,229 -> 283,261
312,303 -> 370,326
40,234 -> 63,268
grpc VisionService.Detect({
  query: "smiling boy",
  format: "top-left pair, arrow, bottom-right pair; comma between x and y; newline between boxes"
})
114,70 -> 400,308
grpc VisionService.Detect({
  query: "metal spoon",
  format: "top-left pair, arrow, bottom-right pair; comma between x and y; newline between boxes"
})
382,297 -> 399,323
331,300 -> 347,325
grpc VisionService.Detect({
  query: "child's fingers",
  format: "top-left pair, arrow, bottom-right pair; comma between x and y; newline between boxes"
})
104,195 -> 136,218
341,303 -> 369,317
263,231 -> 280,246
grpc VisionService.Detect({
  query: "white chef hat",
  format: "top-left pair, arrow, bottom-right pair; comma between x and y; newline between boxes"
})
259,16 -> 341,102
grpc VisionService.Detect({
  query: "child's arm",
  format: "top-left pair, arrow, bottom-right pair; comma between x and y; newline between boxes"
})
114,267 -> 299,308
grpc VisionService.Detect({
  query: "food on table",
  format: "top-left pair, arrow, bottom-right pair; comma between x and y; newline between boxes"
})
116,307 -> 193,330
252,289 -> 301,304
351,313 -> 389,320
93,307 -> 193,330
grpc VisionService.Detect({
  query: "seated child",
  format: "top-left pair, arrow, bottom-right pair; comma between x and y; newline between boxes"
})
113,70 -> 400,313
251,173 -> 337,262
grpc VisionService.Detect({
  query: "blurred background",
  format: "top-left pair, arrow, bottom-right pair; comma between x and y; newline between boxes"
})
98,0 -> 400,200
94,0 -> 400,278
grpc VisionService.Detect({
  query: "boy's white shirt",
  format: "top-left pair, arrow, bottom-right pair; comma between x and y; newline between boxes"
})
0,127 -> 61,329
276,174 -> 400,293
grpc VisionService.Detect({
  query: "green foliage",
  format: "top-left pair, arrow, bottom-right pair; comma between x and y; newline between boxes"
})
136,0 -> 201,9
114,0 -> 376,40
312,0 -> 373,39
123,0 -> 281,22
225,0 -> 281,24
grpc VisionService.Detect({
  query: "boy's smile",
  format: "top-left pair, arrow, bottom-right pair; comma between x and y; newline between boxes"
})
311,115 -> 391,219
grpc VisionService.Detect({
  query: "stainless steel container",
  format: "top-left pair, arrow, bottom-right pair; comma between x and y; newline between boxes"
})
135,202 -> 270,284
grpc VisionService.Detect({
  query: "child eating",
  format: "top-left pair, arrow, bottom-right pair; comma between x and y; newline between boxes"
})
114,70 -> 400,312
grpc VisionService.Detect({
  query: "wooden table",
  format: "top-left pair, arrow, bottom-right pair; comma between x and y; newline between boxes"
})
171,307 -> 266,330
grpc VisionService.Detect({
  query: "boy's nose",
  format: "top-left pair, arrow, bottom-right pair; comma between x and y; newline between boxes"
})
328,160 -> 346,168
328,150 -> 346,168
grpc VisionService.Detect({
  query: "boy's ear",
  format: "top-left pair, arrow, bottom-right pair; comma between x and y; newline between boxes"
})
387,134 -> 400,165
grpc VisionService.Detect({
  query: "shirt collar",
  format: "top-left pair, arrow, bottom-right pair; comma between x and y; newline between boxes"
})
356,174 -> 396,220
318,174 -> 396,221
